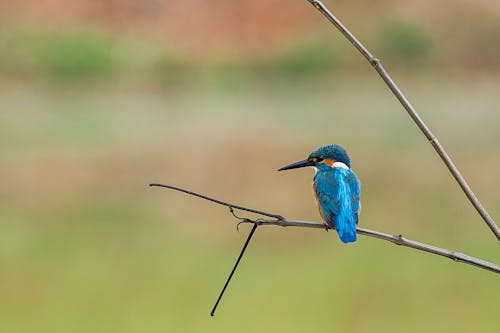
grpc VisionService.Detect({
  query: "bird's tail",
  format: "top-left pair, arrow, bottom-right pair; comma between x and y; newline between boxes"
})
335,213 -> 357,243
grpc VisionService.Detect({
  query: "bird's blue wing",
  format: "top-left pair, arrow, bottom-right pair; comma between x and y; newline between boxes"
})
314,172 -> 340,219
346,170 -> 361,221
314,169 -> 360,243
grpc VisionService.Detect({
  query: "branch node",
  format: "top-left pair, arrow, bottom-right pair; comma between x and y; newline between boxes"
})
394,234 -> 405,245
236,219 -> 254,232
428,135 -> 438,145
229,206 -> 243,220
449,251 -> 459,262
369,57 -> 381,67
254,218 -> 267,226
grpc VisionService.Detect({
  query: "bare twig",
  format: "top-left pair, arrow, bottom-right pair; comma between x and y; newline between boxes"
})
210,223 -> 258,317
306,0 -> 500,240
149,183 -> 283,220
150,183 -> 500,274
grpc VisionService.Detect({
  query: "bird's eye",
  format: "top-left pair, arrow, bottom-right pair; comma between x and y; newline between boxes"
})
310,157 -> 323,163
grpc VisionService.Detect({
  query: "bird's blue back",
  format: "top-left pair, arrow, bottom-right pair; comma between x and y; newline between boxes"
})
313,166 -> 360,243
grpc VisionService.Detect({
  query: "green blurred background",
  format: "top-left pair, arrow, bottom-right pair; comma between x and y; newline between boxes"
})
0,1 -> 499,332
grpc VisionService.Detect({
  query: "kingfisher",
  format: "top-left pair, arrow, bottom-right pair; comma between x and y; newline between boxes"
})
278,144 -> 361,243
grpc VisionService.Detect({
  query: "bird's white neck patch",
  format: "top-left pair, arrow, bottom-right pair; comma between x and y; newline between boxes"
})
332,162 -> 349,170
310,166 -> 318,174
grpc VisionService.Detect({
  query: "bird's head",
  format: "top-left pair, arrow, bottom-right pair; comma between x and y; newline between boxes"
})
278,144 -> 351,172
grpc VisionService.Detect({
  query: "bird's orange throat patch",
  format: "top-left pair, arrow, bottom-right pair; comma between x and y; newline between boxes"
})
323,158 -> 336,167
321,159 -> 350,170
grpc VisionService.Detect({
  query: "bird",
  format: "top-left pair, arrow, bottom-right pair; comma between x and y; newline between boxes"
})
278,144 -> 361,243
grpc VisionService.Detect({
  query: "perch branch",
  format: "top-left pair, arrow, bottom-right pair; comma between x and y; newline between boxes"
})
242,219 -> 499,274
306,0 -> 500,240
150,183 -> 500,274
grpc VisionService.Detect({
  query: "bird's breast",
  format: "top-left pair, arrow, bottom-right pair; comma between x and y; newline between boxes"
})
312,180 -> 328,225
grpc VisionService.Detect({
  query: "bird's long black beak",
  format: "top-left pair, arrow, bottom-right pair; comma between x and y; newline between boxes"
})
278,159 -> 313,171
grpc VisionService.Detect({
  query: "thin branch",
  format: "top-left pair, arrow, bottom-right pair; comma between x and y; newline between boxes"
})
150,183 -> 500,274
149,183 -> 283,220
210,223 -> 258,317
306,0 -> 500,240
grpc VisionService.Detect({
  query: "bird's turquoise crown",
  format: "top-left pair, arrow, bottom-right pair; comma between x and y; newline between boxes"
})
309,144 -> 351,168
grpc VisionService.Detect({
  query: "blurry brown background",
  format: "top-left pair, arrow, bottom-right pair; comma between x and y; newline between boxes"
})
0,1 -> 499,332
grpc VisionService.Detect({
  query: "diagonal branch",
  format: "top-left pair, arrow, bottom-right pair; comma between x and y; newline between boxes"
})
150,183 -> 500,275
306,0 -> 500,240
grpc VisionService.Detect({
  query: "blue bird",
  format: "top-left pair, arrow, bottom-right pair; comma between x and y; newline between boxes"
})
278,144 -> 361,243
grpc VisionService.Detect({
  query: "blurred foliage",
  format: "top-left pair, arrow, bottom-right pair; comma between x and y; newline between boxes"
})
0,23 -> 428,83
2,17 -> 500,84
377,19 -> 433,64
37,33 -> 115,79
0,28 -> 117,80
261,38 -> 342,79
146,37 -> 345,86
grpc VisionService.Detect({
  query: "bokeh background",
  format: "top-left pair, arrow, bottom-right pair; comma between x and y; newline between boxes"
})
1,1 -> 499,332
